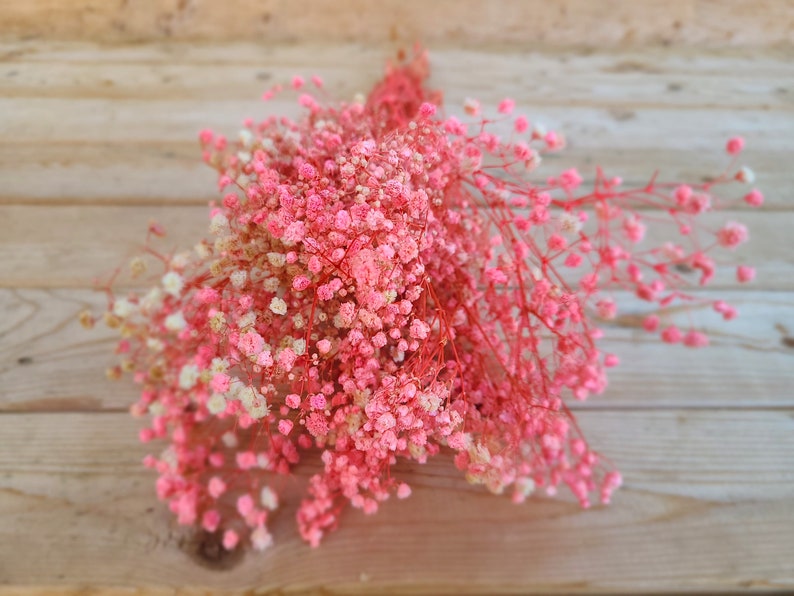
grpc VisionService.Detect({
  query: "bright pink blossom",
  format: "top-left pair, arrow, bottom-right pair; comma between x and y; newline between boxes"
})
743,189 -> 764,207
726,136 -> 745,155
737,265 -> 756,283
716,222 -> 749,248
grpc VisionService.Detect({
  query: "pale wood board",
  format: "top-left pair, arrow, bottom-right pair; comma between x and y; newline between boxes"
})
0,411 -> 792,593
0,32 -> 793,593
2,0 -> 794,47
2,288 -> 793,412
0,205 -> 780,289
0,44 -> 792,208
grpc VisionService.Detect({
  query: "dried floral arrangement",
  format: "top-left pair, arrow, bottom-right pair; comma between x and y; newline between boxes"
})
91,49 -> 760,551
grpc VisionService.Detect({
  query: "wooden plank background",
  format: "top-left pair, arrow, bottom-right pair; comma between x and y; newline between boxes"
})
1,2 -> 793,593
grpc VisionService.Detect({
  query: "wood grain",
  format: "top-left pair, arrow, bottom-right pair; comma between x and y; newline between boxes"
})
2,288 -> 792,412
0,410 -> 792,593
3,44 -> 793,108
2,0 -> 794,47
1,205 -> 779,288
0,44 -> 791,207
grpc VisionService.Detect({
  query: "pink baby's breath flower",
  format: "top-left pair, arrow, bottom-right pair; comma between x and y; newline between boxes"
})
485,267 -> 509,284
222,530 -> 239,550
208,477 -> 226,499
716,221 -> 749,249
726,136 -> 745,155
743,189 -> 764,207
238,331 -> 265,357
683,330 -> 709,348
278,419 -> 294,435
419,102 -> 437,117
559,168 -> 583,190
210,373 -> 231,394
237,494 -> 255,517
643,315 -> 660,333
305,412 -> 329,438
463,97 -> 480,116
714,300 -> 738,320
99,48 -> 754,552
661,326 -> 683,344
292,275 -> 311,291
202,509 -> 221,532
737,265 -> 756,283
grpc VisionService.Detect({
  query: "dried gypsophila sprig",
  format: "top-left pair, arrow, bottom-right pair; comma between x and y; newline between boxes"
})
88,47 -> 760,551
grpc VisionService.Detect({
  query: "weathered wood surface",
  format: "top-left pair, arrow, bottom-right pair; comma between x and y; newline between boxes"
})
3,0 -> 794,47
0,44 -> 792,207
2,289 -> 793,412
0,33 -> 792,594
1,411 -> 793,593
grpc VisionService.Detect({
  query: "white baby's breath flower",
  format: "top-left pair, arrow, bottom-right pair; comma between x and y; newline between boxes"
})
292,338 -> 306,356
269,297 -> 287,316
239,129 -> 254,147
470,442 -> 492,464
267,252 -> 286,268
263,277 -> 280,293
214,236 -> 233,253
230,270 -> 247,289
112,298 -> 136,319
148,401 -> 165,416
146,337 -> 164,352
260,486 -> 279,511
170,252 -> 190,270
261,138 -> 276,154
160,447 -> 177,469
558,212 -> 582,235
238,386 -> 259,407
194,242 -> 210,258
737,166 -> 755,184
209,312 -> 226,333
209,357 -> 230,374
250,526 -> 273,551
515,477 -> 536,497
164,311 -> 187,332
161,271 -> 184,297
240,386 -> 270,419
237,311 -> 256,329
140,287 -> 163,313
207,393 -> 227,415
209,213 -> 230,236
247,399 -> 271,420
129,256 -> 147,277
418,390 -> 441,413
221,431 -> 238,448
178,364 -> 200,390
227,377 -> 246,399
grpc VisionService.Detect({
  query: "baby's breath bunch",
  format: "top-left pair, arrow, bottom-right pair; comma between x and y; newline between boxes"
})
98,49 -> 758,550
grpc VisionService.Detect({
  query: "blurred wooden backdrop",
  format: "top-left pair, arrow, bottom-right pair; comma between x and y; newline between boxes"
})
1,1 -> 793,594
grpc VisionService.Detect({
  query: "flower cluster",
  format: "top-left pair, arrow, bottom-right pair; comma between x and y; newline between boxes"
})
95,49 -> 758,550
